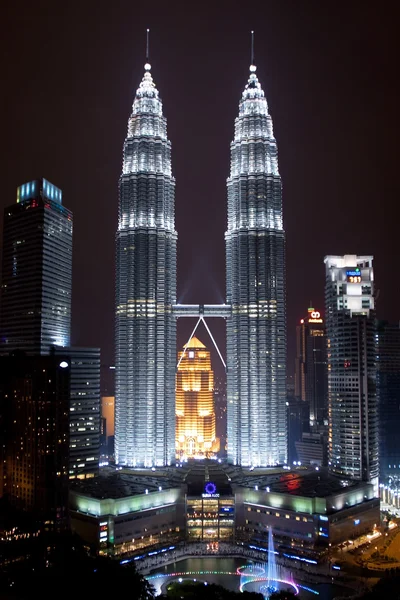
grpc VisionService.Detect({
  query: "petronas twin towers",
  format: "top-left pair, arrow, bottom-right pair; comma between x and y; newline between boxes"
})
115,50 -> 287,468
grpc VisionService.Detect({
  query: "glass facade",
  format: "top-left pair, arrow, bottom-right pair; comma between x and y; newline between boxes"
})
324,255 -> 378,487
225,64 -> 287,466
115,62 -> 177,466
376,322 -> 400,483
186,496 -> 235,541
0,178 -> 72,354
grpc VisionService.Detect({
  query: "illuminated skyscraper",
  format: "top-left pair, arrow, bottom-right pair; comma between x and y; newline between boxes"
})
325,255 -> 378,487
176,336 -> 219,460
225,62 -> 287,466
0,178 -> 72,354
115,59 -> 177,466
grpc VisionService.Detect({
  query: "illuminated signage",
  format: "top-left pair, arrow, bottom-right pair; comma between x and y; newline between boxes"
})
205,482 -> 216,494
346,268 -> 361,283
202,481 -> 219,498
307,309 -> 323,324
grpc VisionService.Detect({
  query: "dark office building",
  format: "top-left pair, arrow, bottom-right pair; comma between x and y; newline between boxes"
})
0,353 -> 70,523
54,347 -> 101,479
376,321 -> 400,484
287,397 -> 310,465
295,307 -> 327,429
0,178 -> 72,354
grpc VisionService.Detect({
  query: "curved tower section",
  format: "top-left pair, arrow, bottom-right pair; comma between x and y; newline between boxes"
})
115,62 -> 177,467
225,64 -> 287,466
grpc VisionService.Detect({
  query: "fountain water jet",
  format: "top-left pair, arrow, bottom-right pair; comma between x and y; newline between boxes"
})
267,527 -> 278,589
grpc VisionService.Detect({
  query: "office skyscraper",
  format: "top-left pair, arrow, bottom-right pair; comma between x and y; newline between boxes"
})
54,347 -> 100,479
226,62 -> 287,466
324,255 -> 378,487
0,180 -> 100,486
376,321 -> 400,484
115,60 -> 177,467
0,353 -> 70,523
295,307 -> 327,428
0,178 -> 72,354
176,336 -> 219,460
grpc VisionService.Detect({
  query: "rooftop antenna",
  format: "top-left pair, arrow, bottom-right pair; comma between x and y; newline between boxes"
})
146,28 -> 150,63
251,30 -> 255,66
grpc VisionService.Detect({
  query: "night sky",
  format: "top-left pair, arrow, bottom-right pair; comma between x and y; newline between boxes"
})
1,1 -> 399,383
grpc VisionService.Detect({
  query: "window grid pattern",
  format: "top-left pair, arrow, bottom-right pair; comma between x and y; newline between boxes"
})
0,190 -> 72,354
225,67 -> 287,466
115,64 -> 177,467
324,256 -> 378,485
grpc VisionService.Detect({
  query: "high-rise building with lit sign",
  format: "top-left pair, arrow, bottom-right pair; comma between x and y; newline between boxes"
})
115,59 -> 177,467
324,255 -> 378,488
0,178 -> 72,354
295,307 -> 327,429
225,61 -> 287,466
176,336 -> 219,460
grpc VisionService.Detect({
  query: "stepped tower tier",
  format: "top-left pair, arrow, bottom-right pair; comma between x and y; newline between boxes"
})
225,64 -> 287,466
115,62 -> 177,467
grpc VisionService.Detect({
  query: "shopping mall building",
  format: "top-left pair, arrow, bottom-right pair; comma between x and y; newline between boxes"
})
69,462 -> 379,557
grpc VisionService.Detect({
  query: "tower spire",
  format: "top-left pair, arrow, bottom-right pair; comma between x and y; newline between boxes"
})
250,30 -> 255,67
145,28 -> 150,63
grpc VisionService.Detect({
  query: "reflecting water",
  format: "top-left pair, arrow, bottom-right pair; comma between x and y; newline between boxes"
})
148,557 -> 354,600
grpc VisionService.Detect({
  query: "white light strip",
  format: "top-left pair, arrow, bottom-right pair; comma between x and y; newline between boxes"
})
176,317 -> 202,369
201,316 -> 226,370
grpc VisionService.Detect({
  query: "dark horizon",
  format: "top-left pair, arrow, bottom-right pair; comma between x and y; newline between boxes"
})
2,1 -> 399,382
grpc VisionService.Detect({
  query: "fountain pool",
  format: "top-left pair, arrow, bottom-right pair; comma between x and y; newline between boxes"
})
147,556 -> 353,600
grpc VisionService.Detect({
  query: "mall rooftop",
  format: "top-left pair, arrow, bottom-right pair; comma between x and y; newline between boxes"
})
71,461 -> 368,502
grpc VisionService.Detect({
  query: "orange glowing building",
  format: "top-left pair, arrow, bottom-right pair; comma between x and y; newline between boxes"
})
176,336 -> 220,459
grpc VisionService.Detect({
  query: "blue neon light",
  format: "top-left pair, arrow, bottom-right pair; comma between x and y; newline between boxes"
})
283,553 -> 318,565
205,482 -> 217,495
346,268 -> 361,277
298,584 -> 320,595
